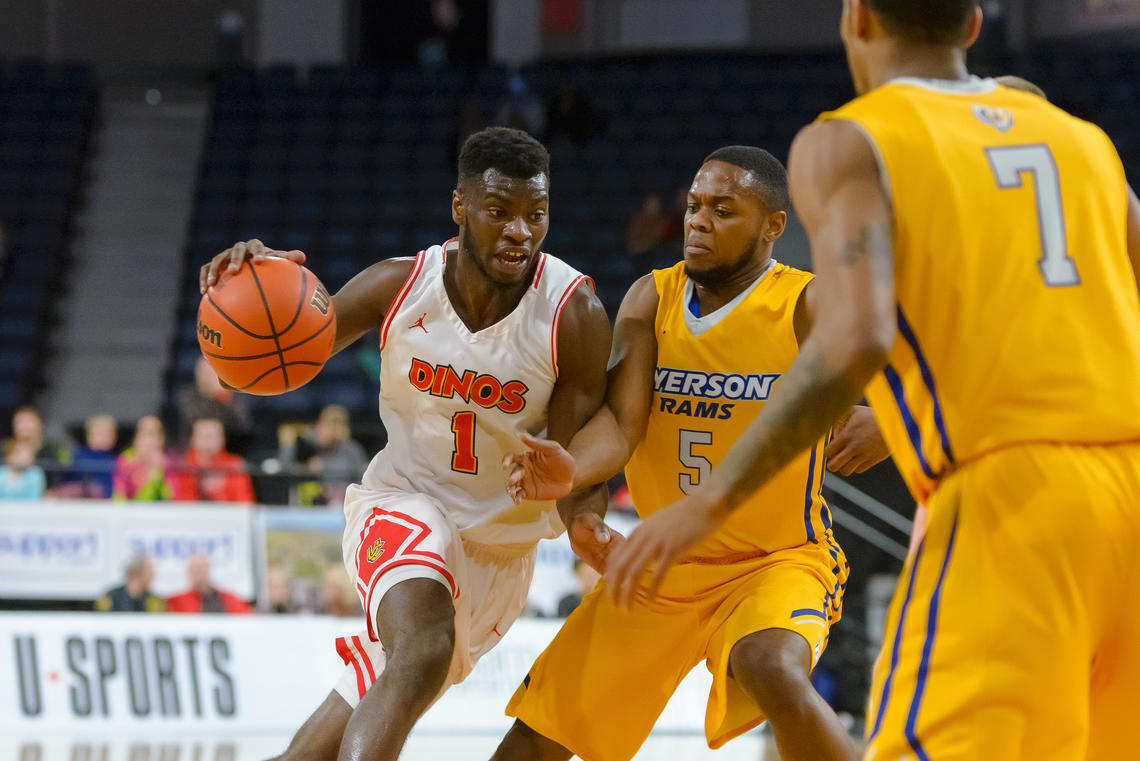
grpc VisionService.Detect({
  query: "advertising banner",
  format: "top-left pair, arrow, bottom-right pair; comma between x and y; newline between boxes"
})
0,502 -> 256,600
0,612 -> 715,737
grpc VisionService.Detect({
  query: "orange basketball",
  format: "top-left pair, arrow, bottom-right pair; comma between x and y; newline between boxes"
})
197,257 -> 336,395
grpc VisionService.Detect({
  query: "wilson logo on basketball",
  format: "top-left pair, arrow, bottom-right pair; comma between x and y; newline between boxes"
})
310,284 -> 331,315
198,320 -> 222,349
408,357 -> 529,414
366,538 -> 386,563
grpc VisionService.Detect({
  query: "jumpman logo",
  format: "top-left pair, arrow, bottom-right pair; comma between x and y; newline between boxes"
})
408,313 -> 429,333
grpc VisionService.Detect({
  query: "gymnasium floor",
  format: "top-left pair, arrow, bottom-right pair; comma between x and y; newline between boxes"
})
9,731 -> 776,761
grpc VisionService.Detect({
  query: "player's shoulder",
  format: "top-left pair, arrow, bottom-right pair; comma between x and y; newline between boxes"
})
532,252 -> 596,308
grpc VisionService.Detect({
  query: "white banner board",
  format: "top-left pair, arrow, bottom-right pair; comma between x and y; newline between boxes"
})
0,502 -> 256,600
0,613 -> 717,738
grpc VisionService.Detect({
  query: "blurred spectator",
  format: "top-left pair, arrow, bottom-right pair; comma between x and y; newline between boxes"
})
546,84 -> 601,144
280,404 -> 368,506
625,193 -> 668,258
94,553 -> 165,612
659,185 -> 688,248
265,567 -> 296,614
113,415 -> 176,501
7,407 -> 71,483
173,418 -> 256,503
176,357 -> 252,447
0,440 -> 46,500
556,557 -> 601,618
166,554 -> 250,613
57,413 -> 117,498
315,566 -> 362,617
495,73 -> 546,138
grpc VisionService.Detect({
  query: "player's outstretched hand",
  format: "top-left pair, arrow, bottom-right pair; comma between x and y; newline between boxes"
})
200,239 -> 306,294
605,493 -> 728,611
824,405 -> 890,476
503,432 -> 576,503
568,512 -> 625,574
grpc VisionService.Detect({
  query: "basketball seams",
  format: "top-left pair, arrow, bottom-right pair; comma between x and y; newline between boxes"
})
247,263 -> 291,391
204,293 -> 275,340
200,314 -> 335,362
236,361 -> 326,391
274,267 -> 308,337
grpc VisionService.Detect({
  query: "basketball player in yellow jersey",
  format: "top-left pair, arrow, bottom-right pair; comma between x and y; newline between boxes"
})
489,146 -> 891,761
608,2 -> 1140,760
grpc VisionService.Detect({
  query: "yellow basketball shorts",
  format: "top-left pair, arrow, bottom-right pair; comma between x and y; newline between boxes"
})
864,442 -> 1140,761
506,538 -> 846,761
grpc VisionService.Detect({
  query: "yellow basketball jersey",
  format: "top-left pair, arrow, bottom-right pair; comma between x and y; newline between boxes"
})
819,78 -> 1140,502
624,260 -> 840,561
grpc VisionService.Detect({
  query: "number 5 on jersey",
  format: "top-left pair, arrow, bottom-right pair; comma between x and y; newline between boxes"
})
451,411 -> 478,474
678,429 -> 713,495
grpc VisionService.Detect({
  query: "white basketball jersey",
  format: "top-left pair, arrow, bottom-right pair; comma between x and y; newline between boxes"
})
356,239 -> 593,546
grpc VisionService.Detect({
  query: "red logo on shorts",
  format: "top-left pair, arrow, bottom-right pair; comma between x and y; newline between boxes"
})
409,313 -> 429,333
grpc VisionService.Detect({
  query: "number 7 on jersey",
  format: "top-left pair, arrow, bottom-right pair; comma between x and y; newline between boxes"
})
985,144 -> 1080,287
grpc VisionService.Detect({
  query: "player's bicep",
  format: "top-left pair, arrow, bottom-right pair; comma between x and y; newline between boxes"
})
789,121 -> 896,362
329,258 -> 415,355
605,274 -> 660,450
546,285 -> 612,447
1126,184 -> 1140,298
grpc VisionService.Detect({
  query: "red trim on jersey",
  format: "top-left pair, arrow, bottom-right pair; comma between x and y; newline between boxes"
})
551,275 -> 594,378
441,237 -> 457,265
351,635 -> 377,683
531,253 -> 548,289
335,636 -> 366,698
378,250 -> 427,351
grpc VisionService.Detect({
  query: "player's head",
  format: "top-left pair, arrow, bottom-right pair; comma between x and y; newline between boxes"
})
995,75 -> 1048,100
841,0 -> 983,94
683,146 -> 789,289
453,126 -> 550,286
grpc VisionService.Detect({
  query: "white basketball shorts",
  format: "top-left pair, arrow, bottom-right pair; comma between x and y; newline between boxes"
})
332,484 -> 536,708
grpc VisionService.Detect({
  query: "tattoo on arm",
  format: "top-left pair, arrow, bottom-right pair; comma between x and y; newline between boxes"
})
837,222 -> 894,284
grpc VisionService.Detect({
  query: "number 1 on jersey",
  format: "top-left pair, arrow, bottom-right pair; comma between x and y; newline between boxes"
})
985,144 -> 1080,287
450,411 -> 478,474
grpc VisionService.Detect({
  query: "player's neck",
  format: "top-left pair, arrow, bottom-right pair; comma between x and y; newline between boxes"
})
443,250 -> 531,332
692,254 -> 771,315
872,45 -> 970,90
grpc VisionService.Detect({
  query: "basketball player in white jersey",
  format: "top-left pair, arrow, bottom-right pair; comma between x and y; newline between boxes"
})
200,127 -> 612,761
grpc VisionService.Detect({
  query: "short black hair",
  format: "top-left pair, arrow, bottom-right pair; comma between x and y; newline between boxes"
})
457,127 -> 550,188
702,146 -> 790,213
868,0 -> 978,45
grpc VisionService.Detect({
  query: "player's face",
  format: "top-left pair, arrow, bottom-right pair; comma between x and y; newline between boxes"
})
453,169 -> 550,286
682,161 -> 766,288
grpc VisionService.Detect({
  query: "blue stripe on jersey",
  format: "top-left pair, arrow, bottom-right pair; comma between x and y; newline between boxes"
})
897,306 -> 955,464
905,510 -> 960,761
884,363 -> 937,479
803,443 -> 819,543
868,536 -> 927,743
790,608 -> 827,619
